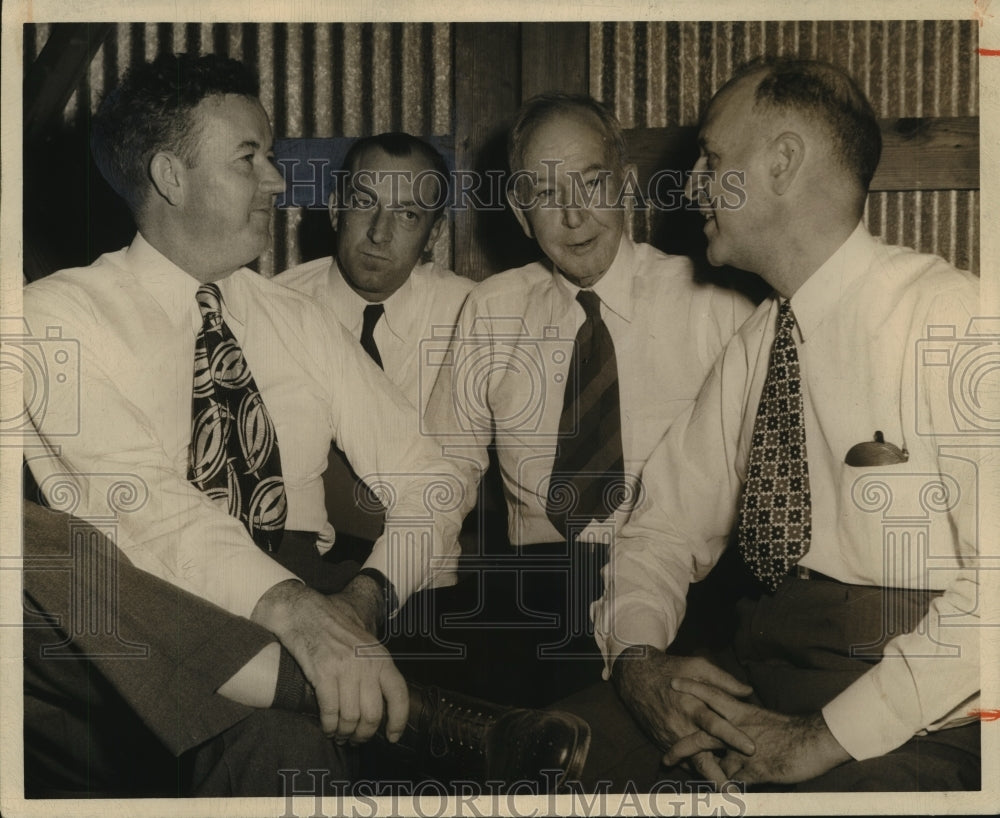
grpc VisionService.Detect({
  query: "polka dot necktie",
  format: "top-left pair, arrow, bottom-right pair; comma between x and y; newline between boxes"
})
187,282 -> 287,551
545,289 -> 626,539
737,301 -> 811,590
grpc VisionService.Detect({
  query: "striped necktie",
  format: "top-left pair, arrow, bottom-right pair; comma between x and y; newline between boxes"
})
737,301 -> 811,590
545,289 -> 626,538
188,282 -> 287,551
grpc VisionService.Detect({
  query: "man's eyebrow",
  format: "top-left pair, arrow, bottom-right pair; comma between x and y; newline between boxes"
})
235,139 -> 262,152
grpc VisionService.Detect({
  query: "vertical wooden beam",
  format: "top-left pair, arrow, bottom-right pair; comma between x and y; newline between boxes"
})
520,22 -> 590,99
452,23 -> 524,281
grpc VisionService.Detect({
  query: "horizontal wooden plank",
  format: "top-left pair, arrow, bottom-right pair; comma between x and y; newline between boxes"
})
624,116 -> 979,194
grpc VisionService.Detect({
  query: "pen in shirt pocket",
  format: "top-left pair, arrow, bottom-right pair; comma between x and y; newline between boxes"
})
844,430 -> 909,466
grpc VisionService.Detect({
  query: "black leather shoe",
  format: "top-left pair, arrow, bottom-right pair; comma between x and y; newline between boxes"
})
397,683 -> 591,790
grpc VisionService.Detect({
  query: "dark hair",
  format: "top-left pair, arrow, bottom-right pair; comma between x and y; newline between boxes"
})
724,57 -> 882,190
507,92 -> 627,172
91,52 -> 260,215
341,132 -> 450,216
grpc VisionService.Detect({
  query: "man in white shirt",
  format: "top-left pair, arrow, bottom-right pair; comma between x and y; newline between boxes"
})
275,133 -> 473,545
420,94 -> 754,705
570,57 -> 981,791
22,52 -> 587,794
276,132 -> 472,413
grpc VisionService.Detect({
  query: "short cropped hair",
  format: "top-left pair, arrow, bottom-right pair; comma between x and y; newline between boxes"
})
91,52 -> 260,216
724,57 -> 882,190
507,93 -> 627,173
341,132 -> 451,216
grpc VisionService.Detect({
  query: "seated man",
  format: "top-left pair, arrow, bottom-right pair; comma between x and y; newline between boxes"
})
21,51 -> 586,795
22,499 -> 590,796
569,56 -> 981,792
421,93 -> 754,705
275,132 -> 473,546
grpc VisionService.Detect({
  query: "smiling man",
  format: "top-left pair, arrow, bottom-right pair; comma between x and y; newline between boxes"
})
21,52 -> 474,794
422,93 -> 754,705
571,56 -> 981,793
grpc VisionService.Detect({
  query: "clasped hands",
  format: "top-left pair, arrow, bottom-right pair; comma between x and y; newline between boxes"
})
612,645 -> 850,787
251,577 -> 408,746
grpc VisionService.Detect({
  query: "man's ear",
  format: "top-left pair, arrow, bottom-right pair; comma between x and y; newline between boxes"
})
769,131 -> 805,196
424,214 -> 445,254
148,151 -> 185,206
328,191 -> 340,231
506,187 -> 534,239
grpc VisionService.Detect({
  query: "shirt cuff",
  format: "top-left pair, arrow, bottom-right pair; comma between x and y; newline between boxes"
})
596,606 -> 673,680
821,672 -> 916,760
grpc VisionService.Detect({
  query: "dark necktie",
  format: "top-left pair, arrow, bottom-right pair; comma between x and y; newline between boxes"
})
737,301 -> 811,590
546,289 -> 626,538
188,282 -> 287,551
361,303 -> 385,369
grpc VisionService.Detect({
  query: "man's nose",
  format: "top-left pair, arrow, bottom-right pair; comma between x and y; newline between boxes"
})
261,160 -> 286,195
684,157 -> 707,204
561,203 -> 585,229
368,207 -> 393,243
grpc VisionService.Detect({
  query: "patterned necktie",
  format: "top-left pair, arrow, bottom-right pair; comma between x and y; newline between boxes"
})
188,282 -> 287,551
361,303 -> 385,369
546,289 -> 626,538
737,301 -> 811,590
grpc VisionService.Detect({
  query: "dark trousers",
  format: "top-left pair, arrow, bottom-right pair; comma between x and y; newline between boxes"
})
552,576 -> 980,792
22,501 -> 352,797
387,539 -> 609,708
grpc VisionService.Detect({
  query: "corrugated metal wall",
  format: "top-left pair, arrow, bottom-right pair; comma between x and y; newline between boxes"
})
26,20 -> 978,276
24,22 -> 453,277
590,20 -> 980,273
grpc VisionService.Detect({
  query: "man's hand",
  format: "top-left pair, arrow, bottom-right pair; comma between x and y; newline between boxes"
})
611,646 -> 756,782
665,677 -> 851,786
250,578 -> 408,745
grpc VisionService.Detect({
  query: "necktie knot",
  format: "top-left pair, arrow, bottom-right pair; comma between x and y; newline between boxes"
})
196,283 -> 224,330
363,303 -> 385,334
576,289 -> 602,321
361,303 -> 385,369
776,300 -> 797,337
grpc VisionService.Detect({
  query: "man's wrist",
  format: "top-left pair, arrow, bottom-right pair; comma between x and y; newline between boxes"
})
610,644 -> 657,692
343,569 -> 398,635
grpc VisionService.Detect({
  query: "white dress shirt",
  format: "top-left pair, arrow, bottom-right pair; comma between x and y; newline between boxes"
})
594,224 -> 981,761
424,236 -> 755,546
23,234 -> 465,619
275,257 -> 474,414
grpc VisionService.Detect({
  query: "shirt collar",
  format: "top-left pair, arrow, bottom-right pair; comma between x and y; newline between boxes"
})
127,232 -> 250,332
553,234 -> 636,322
789,222 -> 878,341
329,257 -> 416,343
126,233 -> 202,332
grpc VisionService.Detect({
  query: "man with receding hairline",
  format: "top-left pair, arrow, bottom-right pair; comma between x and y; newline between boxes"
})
565,56 -> 981,792
423,93 -> 754,706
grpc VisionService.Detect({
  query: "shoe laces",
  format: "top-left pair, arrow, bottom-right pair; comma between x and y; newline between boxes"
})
423,687 -> 492,759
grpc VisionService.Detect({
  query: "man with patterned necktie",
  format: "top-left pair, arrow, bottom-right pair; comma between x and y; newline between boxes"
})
276,132 -> 473,548
560,57 -> 982,792
422,93 -> 754,706
21,52 -> 587,796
